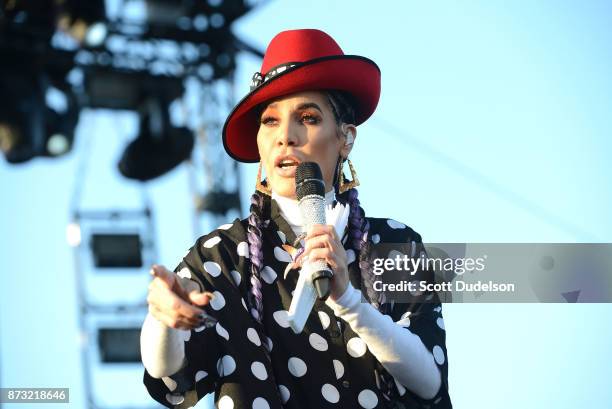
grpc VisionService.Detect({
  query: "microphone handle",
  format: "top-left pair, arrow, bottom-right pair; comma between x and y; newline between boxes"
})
300,194 -> 333,300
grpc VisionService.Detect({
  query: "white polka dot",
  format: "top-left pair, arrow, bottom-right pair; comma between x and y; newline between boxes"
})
318,311 -> 330,329
309,333 -> 328,351
247,327 -> 261,346
437,317 -> 445,330
321,383 -> 340,403
230,270 -> 241,286
218,223 -> 233,230
217,355 -> 236,377
251,308 -> 259,320
396,311 -> 411,327
274,246 -> 292,262
347,337 -> 367,358
195,321 -> 208,332
215,322 -> 229,340
241,298 -> 248,311
210,291 -> 225,310
346,249 -> 356,265
387,219 -> 406,229
237,241 -> 249,258
371,234 -> 380,244
261,266 -> 277,284
218,395 -> 234,409
165,393 -> 184,405
358,389 -> 378,409
203,236 -> 221,248
251,361 -> 268,380
387,249 -> 404,261
195,370 -> 207,382
393,377 -> 406,396
252,397 -> 270,409
278,384 -> 290,403
265,336 -> 273,352
161,376 -> 177,391
277,231 -> 286,243
333,360 -> 344,379
287,357 -> 307,377
273,310 -> 290,328
177,267 -> 191,279
203,261 -> 221,277
433,345 -> 445,365
434,306 -> 442,313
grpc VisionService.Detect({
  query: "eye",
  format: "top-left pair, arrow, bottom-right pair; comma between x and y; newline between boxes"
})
260,115 -> 277,126
301,114 -> 320,124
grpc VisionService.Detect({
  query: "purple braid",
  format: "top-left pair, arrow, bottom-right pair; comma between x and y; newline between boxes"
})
246,190 -> 286,406
345,188 -> 384,309
247,193 -> 265,323
246,192 -> 269,350
344,187 -> 398,401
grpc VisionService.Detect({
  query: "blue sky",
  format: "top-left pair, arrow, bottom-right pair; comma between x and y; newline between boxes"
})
1,1 -> 611,408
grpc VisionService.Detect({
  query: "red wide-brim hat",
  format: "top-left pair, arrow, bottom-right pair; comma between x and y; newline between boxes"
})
222,29 -> 381,163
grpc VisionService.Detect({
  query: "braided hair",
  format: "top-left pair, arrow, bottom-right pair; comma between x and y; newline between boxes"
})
246,90 -> 400,403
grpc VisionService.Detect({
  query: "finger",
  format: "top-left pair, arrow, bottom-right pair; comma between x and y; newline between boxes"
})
305,224 -> 335,240
152,304 -> 203,329
150,305 -> 186,329
150,270 -> 192,302
307,247 -> 333,263
304,234 -> 332,254
150,264 -> 175,290
309,247 -> 346,271
149,285 -> 205,319
303,234 -> 345,261
188,290 -> 214,306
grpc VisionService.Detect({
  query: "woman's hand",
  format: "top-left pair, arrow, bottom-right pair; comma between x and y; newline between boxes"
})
299,224 -> 349,301
147,264 -> 216,330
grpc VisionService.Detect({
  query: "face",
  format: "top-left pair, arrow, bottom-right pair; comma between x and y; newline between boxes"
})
256,91 -> 354,198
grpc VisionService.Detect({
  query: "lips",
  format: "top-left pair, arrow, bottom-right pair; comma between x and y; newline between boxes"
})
274,155 -> 301,169
274,154 -> 302,177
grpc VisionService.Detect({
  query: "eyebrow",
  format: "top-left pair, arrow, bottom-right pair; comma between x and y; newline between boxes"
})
265,102 -> 323,114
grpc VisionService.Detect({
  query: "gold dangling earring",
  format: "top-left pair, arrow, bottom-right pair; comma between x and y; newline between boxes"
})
338,158 -> 360,194
256,161 -> 272,196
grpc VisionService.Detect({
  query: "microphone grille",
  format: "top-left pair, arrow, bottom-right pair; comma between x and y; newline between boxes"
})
295,162 -> 325,200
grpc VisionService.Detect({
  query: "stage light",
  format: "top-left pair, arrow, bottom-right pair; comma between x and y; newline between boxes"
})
97,327 -> 142,363
118,99 -> 194,181
90,233 -> 143,268
56,0 -> 107,47
197,190 -> 241,215
84,22 -> 107,47
82,69 -> 184,110
0,51 -> 79,164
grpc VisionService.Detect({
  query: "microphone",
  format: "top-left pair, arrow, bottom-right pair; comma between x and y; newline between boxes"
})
287,162 -> 334,333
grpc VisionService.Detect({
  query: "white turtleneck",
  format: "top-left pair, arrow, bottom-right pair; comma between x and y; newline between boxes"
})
141,190 -> 441,400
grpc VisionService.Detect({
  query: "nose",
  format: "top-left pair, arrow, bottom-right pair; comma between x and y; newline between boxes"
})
276,120 -> 298,148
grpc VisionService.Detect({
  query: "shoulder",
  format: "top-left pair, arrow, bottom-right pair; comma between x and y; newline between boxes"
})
181,218 -> 249,268
192,218 -> 248,249
366,216 -> 423,244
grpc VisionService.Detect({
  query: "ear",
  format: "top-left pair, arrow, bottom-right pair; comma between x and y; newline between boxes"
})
340,124 -> 357,158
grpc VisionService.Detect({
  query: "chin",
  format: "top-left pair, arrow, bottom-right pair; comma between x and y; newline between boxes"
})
271,180 -> 296,198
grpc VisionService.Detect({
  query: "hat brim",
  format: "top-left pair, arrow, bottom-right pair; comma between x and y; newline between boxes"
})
222,55 -> 381,163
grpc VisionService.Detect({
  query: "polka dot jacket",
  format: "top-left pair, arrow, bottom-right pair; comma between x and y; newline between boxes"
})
143,198 -> 452,409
